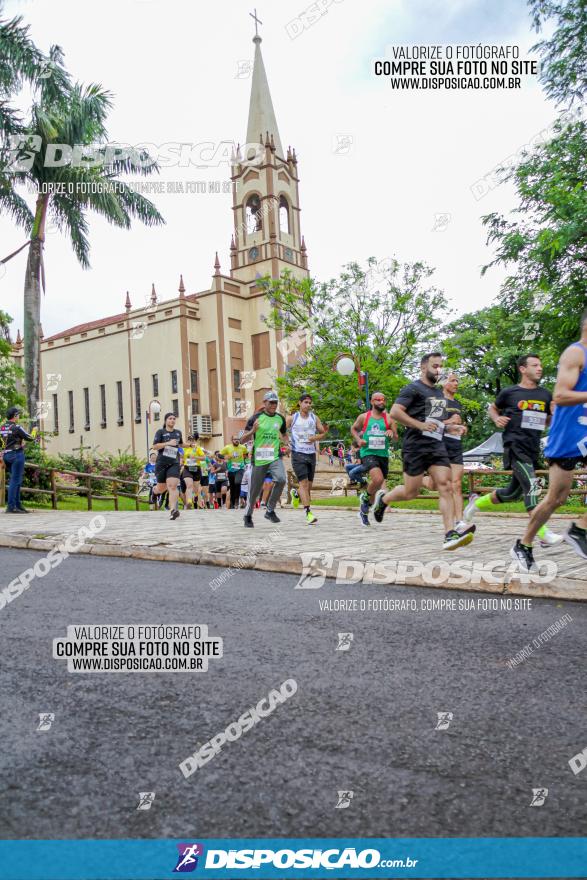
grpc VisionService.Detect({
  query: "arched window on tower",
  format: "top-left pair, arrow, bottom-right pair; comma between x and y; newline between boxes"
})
279,195 -> 290,235
245,194 -> 262,234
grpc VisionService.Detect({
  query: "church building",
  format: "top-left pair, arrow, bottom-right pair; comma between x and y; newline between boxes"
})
11,26 -> 309,456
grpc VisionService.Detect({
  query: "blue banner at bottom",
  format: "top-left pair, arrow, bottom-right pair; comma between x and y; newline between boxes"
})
1,838 -> 586,880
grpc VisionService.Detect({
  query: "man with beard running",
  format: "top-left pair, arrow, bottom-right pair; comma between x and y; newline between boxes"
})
350,391 -> 398,526
511,318 -> 587,571
372,352 -> 476,550
463,354 -> 561,547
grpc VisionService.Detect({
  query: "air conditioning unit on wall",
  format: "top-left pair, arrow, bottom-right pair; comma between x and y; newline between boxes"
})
192,414 -> 212,436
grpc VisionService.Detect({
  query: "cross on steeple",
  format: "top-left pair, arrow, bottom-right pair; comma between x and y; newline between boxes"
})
249,8 -> 262,37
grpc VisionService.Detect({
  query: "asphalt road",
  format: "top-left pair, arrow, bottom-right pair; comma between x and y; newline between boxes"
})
0,549 -> 585,840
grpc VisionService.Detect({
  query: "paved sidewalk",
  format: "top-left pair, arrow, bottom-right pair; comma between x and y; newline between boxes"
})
0,507 -> 586,601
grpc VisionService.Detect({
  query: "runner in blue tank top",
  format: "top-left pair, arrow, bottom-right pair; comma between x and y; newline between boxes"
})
512,314 -> 587,571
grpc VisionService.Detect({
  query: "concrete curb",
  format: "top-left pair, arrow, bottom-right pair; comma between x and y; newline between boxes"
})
0,533 -> 585,602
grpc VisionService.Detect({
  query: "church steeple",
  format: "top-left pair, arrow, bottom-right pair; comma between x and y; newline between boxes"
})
246,14 -> 283,157
229,17 -> 308,286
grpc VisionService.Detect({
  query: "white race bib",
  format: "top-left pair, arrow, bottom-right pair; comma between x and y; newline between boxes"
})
185,457 -> 197,468
368,435 -> 386,450
521,411 -> 547,431
163,445 -> 178,459
256,444 -> 275,461
422,418 -> 445,441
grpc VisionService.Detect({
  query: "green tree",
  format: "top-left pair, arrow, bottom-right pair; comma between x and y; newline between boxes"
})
4,77 -> 165,423
0,310 -> 25,415
481,117 -> 587,353
260,258 -> 450,432
530,0 -> 587,106
0,3 -> 69,231
440,304 -> 560,446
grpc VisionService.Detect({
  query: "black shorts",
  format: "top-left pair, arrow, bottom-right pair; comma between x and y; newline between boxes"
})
546,455 -> 587,471
183,467 -> 202,482
200,475 -> 209,487
402,442 -> 451,477
291,451 -> 317,482
155,459 -> 181,483
445,441 -> 464,466
503,446 -> 538,470
359,455 -> 389,478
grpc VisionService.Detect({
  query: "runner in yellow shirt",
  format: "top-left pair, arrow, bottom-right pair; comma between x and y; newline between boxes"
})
220,436 -> 249,509
181,433 -> 208,509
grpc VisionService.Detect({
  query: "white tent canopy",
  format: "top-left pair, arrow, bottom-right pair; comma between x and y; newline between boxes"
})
463,432 -> 504,460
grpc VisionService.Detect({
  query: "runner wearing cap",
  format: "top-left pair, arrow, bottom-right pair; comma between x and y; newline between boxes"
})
240,391 -> 289,527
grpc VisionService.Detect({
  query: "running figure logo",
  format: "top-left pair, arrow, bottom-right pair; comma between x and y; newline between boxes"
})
173,843 -> 204,873
136,791 -> 156,811
296,552 -> 334,589
435,712 -> 453,730
336,632 -> 353,652
530,788 -> 548,807
37,713 -> 55,731
335,790 -> 354,809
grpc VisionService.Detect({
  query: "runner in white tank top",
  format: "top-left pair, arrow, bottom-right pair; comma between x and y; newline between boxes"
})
286,393 -> 328,524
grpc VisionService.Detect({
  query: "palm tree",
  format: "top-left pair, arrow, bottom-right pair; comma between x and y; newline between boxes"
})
0,4 -> 70,234
8,75 -> 165,421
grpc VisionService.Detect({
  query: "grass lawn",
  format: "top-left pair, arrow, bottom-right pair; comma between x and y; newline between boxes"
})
312,495 -> 584,515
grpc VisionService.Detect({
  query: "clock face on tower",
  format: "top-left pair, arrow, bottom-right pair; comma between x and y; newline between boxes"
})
248,247 -> 259,261
284,248 -> 293,260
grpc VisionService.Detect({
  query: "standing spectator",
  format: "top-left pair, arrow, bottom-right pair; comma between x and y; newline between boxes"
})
143,450 -> 158,510
327,446 -> 334,466
337,444 -> 345,468
2,407 -> 36,513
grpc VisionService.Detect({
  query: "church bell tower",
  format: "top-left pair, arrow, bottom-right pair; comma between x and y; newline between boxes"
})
230,18 -> 308,286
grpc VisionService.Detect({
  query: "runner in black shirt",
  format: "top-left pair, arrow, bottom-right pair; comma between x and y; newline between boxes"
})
151,413 -> 183,520
373,352 -> 475,550
463,354 -> 561,547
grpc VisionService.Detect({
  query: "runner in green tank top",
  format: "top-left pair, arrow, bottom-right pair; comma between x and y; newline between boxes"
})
240,391 -> 289,527
351,392 -> 398,526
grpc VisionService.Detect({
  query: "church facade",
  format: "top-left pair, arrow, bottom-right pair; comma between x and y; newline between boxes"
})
11,30 -> 309,457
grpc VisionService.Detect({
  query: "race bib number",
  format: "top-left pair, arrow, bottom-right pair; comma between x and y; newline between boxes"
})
422,418 -> 445,441
256,444 -> 275,461
521,411 -> 547,431
185,457 -> 197,468
368,435 -> 386,450
163,445 -> 178,459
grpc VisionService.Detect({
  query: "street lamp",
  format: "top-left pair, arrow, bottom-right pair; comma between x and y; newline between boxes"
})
333,353 -> 369,410
145,399 -> 161,458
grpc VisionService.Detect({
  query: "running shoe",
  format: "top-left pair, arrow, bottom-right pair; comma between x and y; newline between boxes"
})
243,515 -> 254,528
264,510 -> 281,524
358,493 -> 370,527
290,488 -> 300,509
510,539 -> 537,572
373,489 -> 387,523
463,494 -> 479,522
170,508 -> 180,521
443,524 -> 476,550
305,510 -> 317,525
563,522 -> 587,559
537,525 -> 563,547
455,520 -> 468,534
